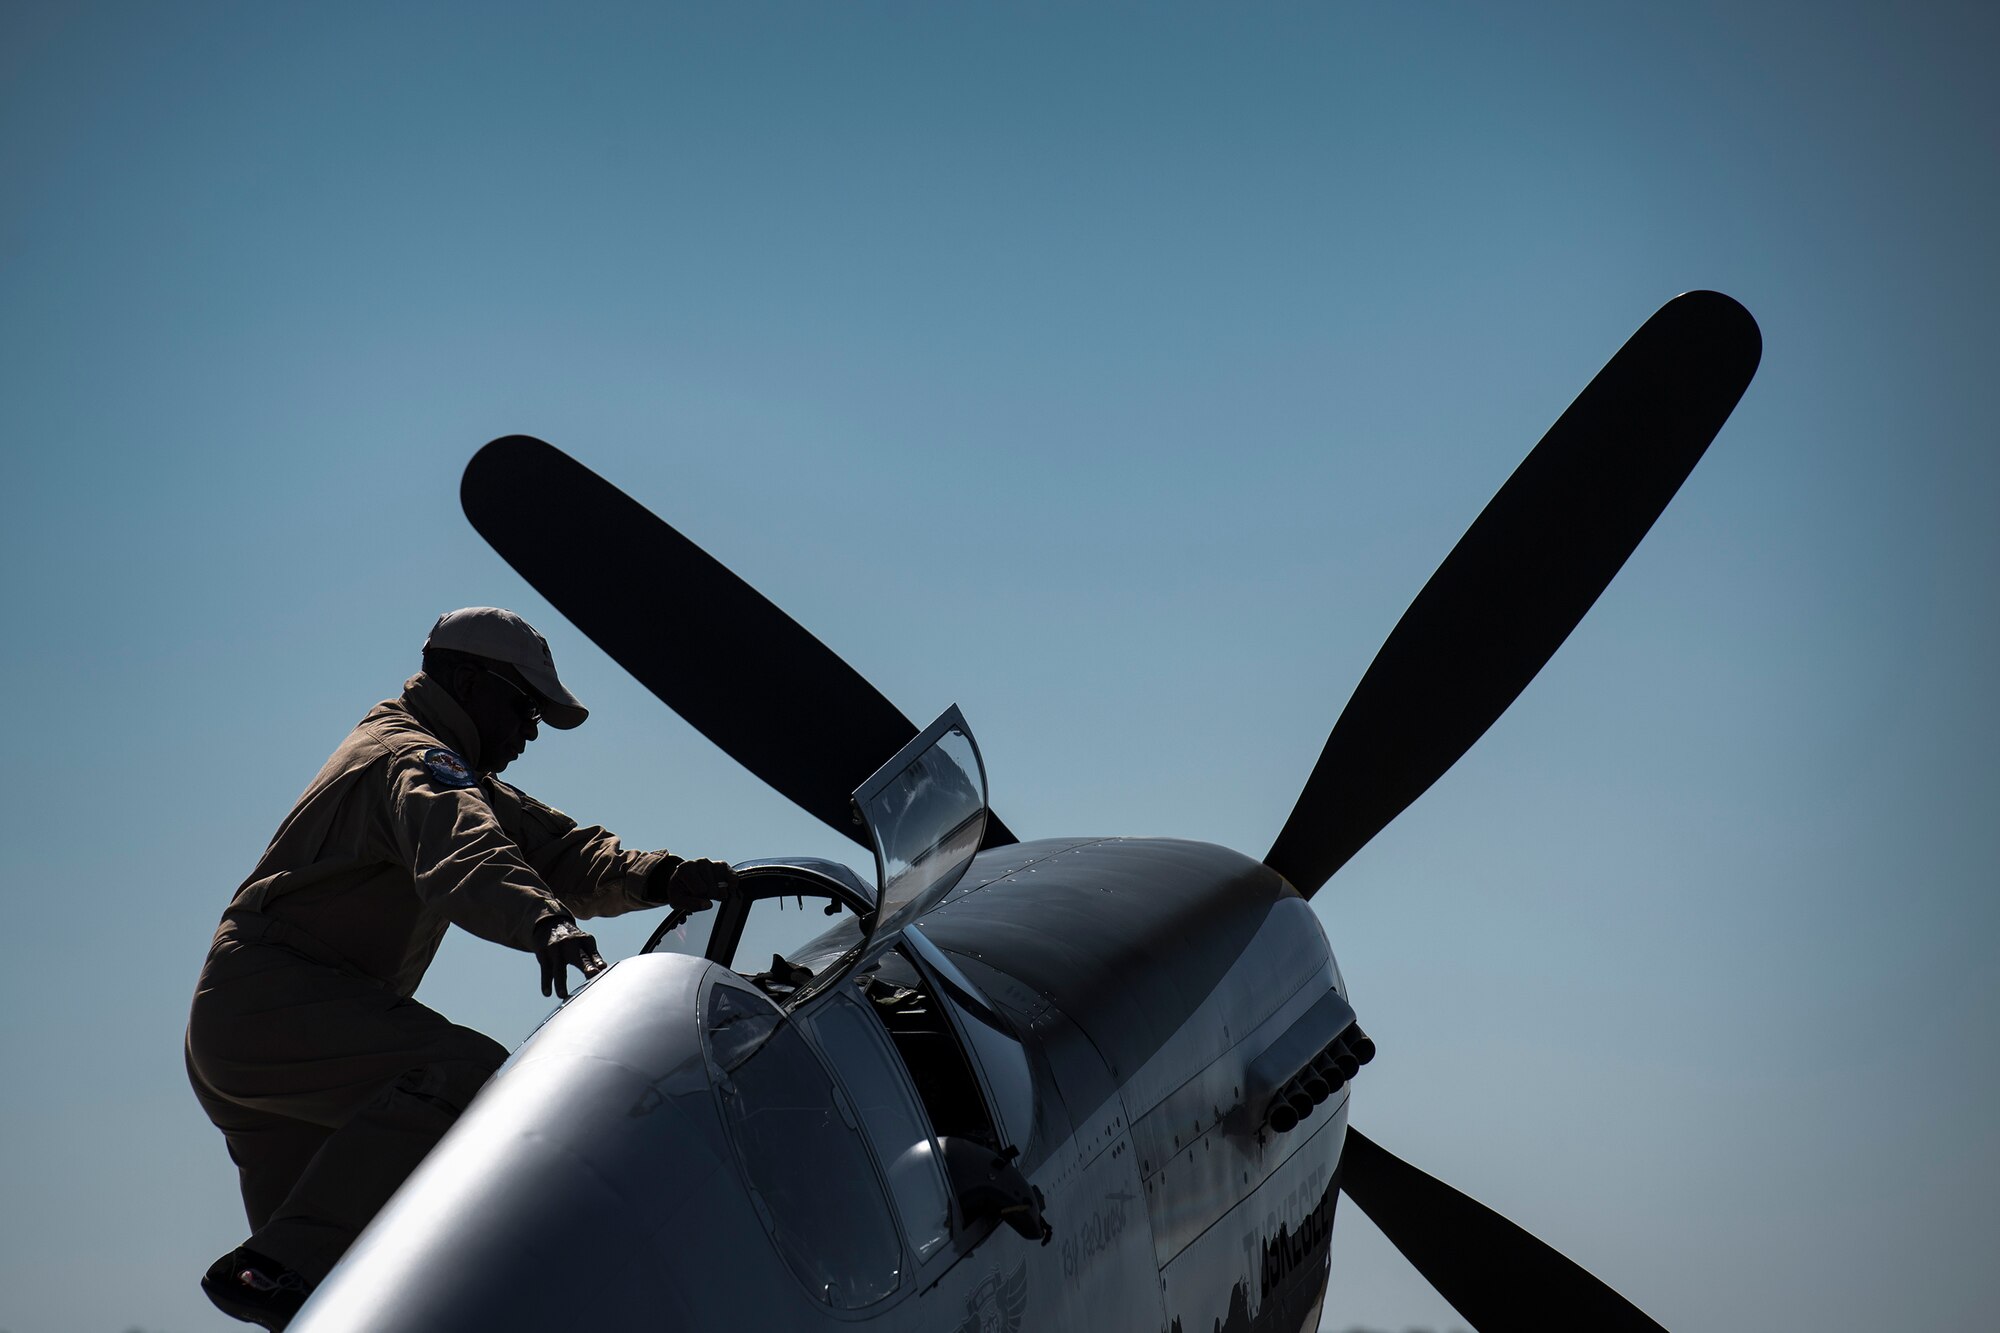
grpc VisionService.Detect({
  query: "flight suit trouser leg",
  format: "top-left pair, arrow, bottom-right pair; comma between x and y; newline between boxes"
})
187,937 -> 508,1283
185,1048 -> 332,1232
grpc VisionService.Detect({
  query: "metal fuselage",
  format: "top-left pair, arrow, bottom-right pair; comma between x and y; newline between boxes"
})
293,838 -> 1352,1333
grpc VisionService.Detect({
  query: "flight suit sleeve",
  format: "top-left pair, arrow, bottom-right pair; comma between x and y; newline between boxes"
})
387,756 -> 572,950
486,781 -> 675,920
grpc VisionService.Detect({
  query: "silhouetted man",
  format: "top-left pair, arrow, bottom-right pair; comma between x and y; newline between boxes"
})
186,607 -> 734,1329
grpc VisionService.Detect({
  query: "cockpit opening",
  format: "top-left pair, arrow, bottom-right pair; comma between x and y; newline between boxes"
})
858,951 -> 999,1152
643,859 -> 871,998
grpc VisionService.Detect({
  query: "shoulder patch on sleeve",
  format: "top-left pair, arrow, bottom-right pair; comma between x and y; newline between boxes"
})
419,747 -> 480,789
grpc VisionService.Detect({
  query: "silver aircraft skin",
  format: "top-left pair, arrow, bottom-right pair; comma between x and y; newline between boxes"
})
294,717 -> 1358,1333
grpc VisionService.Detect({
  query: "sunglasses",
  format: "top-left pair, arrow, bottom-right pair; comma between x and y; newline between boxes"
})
481,668 -> 543,726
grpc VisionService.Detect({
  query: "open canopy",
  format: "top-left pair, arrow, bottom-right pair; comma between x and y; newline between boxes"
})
851,705 -> 989,950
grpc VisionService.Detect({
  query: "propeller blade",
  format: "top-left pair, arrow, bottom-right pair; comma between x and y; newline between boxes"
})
461,436 -> 1018,849
1265,291 -> 1760,895
1339,1126 -> 1667,1332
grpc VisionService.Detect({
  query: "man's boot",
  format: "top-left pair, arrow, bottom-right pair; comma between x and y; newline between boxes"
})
201,1245 -> 312,1330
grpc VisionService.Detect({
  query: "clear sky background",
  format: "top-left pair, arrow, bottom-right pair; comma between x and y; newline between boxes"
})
2,4 -> 1995,1331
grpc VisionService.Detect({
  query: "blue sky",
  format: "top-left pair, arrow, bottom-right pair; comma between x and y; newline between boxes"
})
2,4 -> 1995,1330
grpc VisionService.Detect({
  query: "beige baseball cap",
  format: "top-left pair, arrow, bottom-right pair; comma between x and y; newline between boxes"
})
424,607 -> 589,729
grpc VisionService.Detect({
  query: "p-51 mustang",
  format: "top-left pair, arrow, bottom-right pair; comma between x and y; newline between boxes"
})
291,291 -> 1760,1332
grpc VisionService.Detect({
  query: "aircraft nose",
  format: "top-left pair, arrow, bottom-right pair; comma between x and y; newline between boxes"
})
289,954 -> 739,1332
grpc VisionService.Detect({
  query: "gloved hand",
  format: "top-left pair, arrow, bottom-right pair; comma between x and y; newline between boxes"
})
646,857 -> 738,914
532,917 -> 606,1000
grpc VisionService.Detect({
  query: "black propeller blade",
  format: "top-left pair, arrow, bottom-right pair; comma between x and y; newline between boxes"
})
1339,1126 -> 1666,1332
1265,291 -> 1761,896
461,436 -> 1017,850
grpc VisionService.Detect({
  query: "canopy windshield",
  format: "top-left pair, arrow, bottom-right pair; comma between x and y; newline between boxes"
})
852,705 -> 988,946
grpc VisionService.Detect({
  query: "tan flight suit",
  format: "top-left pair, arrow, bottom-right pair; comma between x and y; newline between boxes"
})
186,672 -> 673,1282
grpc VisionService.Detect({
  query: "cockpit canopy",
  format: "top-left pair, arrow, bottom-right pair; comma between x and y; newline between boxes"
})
852,704 -> 988,946
649,705 -> 993,1006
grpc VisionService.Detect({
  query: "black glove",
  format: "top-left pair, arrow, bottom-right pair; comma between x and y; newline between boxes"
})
532,917 -> 606,1000
646,857 -> 738,914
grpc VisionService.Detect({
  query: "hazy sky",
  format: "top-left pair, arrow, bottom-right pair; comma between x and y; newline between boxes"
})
3,4 -> 1995,1331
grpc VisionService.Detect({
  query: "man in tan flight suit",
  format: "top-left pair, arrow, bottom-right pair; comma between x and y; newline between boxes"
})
186,607 -> 734,1329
